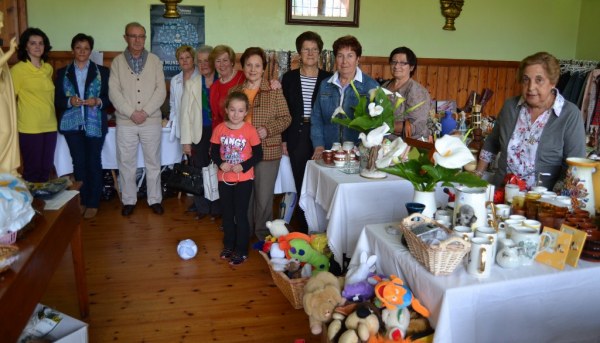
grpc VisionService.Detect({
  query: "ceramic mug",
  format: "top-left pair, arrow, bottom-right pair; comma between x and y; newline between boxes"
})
509,214 -> 526,222
504,184 -> 520,204
467,237 -> 494,278
495,204 -> 511,220
496,239 -> 521,269
523,219 -> 542,233
322,150 -> 333,164
342,141 -> 354,152
453,225 -> 474,240
499,219 -> 523,238
331,142 -> 342,151
435,209 -> 453,223
511,226 -> 552,266
475,226 -> 499,257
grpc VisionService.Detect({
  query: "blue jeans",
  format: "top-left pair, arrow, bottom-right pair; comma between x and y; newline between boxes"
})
64,131 -> 106,208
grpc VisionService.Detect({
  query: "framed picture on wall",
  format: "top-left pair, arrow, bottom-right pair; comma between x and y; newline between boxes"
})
285,0 -> 360,27
150,5 -> 205,80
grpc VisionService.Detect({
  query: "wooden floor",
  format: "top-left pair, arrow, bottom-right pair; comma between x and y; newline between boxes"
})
41,194 -> 320,343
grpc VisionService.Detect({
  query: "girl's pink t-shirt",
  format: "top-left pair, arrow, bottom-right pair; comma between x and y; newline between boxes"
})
210,121 -> 261,183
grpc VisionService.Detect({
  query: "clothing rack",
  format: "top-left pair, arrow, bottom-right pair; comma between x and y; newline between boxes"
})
559,59 -> 600,74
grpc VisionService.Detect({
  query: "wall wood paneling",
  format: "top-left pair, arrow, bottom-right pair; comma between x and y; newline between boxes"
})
48,52 -> 520,116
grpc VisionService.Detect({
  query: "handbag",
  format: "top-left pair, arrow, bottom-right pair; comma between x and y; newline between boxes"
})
203,161 -> 220,201
165,158 -> 204,196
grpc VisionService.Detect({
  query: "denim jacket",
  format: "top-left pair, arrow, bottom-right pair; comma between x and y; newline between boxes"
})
311,68 -> 379,149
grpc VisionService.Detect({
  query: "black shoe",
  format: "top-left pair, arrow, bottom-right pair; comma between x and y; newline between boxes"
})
150,203 -> 164,215
121,205 -> 135,216
186,204 -> 197,213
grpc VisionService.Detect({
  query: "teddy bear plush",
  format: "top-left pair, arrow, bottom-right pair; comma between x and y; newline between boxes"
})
303,271 -> 346,335
266,219 -> 289,238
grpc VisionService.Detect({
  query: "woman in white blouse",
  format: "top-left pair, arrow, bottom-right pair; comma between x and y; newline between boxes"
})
168,45 -> 197,141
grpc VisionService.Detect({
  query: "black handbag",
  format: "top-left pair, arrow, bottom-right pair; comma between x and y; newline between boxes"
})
165,159 -> 204,196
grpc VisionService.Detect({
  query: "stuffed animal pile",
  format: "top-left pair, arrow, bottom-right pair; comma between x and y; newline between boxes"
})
254,219 -> 342,279
302,251 -> 434,343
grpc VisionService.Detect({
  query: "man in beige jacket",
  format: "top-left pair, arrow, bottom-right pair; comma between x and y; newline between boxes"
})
109,22 -> 166,216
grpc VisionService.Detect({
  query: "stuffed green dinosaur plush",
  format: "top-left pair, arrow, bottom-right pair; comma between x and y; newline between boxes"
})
288,238 -> 329,275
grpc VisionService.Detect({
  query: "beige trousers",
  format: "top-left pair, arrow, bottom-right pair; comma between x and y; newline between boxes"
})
249,158 -> 280,240
116,123 -> 162,205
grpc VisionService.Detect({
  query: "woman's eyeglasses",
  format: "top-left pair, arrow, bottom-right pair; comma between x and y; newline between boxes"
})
390,61 -> 410,67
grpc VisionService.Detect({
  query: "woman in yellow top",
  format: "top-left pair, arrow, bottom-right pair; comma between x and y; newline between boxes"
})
10,27 -> 56,182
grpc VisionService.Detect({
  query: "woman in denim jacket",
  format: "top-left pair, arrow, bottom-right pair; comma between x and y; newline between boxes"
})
310,35 -> 379,159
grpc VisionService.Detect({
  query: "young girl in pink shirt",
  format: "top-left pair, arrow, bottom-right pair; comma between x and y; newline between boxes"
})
210,91 -> 263,265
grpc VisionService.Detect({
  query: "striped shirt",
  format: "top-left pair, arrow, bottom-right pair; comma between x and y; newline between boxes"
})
300,75 -> 317,119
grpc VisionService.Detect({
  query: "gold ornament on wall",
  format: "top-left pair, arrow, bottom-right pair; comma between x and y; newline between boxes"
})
440,0 -> 464,31
161,0 -> 182,18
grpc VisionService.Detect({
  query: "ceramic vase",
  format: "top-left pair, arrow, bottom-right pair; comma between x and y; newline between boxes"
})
358,144 -> 386,179
413,190 -> 437,218
440,110 -> 457,136
565,157 -> 600,216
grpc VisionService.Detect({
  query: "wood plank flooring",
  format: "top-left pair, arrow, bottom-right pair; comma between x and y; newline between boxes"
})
40,194 -> 320,343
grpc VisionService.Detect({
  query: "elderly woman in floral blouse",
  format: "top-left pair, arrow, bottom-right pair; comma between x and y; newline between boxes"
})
474,52 -> 585,190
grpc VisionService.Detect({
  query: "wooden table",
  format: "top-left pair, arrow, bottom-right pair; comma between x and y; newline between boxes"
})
0,194 -> 88,342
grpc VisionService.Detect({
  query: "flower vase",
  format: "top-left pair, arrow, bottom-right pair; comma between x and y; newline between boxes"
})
413,190 -> 437,218
359,144 -> 387,179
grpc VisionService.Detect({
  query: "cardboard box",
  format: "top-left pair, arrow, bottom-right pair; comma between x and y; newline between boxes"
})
19,304 -> 88,343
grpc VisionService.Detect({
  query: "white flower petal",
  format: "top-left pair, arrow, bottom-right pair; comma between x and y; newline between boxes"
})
376,138 -> 408,168
368,103 -> 384,117
433,135 -> 474,169
381,87 -> 393,95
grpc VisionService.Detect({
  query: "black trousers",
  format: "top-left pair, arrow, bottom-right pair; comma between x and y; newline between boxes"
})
219,179 -> 253,255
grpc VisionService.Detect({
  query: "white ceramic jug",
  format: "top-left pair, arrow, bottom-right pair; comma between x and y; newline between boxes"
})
565,158 -> 600,216
453,186 -> 489,229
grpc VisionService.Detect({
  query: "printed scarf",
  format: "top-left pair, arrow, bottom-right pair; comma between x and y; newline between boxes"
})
60,63 -> 102,137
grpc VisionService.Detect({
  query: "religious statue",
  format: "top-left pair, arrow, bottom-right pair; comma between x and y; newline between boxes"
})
0,11 -> 21,176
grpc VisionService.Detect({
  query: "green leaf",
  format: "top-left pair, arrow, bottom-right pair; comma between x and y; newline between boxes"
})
451,172 -> 489,188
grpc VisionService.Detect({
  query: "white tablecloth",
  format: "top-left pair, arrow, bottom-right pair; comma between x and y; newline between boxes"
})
54,127 -> 183,176
299,160 -> 447,265
350,222 -> 600,343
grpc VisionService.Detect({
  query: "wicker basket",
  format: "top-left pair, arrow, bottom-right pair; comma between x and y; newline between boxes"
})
259,250 -> 309,309
400,213 -> 471,276
0,245 -> 19,273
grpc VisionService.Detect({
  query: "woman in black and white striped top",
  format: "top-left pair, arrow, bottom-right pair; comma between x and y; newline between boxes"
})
281,31 -> 332,230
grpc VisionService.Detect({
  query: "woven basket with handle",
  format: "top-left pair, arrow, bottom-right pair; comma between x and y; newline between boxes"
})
401,213 -> 471,276
259,250 -> 309,309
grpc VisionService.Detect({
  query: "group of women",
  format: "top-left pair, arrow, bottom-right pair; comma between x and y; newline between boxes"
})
4,23 -> 585,237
